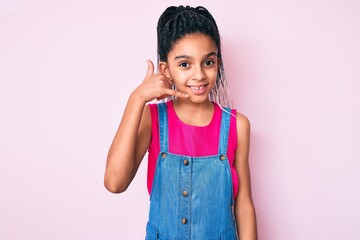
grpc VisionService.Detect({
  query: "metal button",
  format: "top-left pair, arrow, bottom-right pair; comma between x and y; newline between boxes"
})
183,159 -> 189,165
182,190 -> 188,197
161,152 -> 167,159
181,218 -> 188,224
220,154 -> 226,161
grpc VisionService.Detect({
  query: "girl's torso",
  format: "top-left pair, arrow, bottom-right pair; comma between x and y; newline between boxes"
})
147,100 -> 239,199
146,101 -> 239,239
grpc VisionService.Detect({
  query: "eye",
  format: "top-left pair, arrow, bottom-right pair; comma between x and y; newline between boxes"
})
179,62 -> 189,68
204,60 -> 215,66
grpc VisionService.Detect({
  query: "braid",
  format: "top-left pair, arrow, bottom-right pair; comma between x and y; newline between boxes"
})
157,6 -> 177,39
156,5 -> 233,108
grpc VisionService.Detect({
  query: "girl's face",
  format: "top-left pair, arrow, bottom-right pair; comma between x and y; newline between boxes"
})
160,33 -> 219,104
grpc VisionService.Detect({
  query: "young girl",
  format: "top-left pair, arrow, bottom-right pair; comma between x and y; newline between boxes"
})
104,5 -> 257,240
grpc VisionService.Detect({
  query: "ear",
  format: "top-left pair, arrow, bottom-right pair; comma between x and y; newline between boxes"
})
159,61 -> 172,80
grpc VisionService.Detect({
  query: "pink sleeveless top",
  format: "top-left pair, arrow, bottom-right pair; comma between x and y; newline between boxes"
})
147,101 -> 239,198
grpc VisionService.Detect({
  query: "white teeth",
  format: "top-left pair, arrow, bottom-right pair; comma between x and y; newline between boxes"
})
190,86 -> 205,90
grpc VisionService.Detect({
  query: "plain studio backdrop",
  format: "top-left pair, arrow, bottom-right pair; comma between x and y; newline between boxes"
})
1,0 -> 359,239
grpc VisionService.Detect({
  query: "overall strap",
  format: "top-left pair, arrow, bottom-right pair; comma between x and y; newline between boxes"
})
157,102 -> 169,153
218,107 -> 232,155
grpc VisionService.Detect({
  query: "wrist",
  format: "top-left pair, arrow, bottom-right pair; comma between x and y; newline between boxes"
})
130,88 -> 149,105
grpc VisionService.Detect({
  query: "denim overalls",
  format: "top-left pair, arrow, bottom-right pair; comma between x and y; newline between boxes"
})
145,103 -> 238,240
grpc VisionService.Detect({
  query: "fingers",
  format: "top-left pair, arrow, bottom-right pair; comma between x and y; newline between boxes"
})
144,59 -> 187,100
145,59 -> 173,86
146,60 -> 154,77
157,74 -> 172,88
147,61 -> 171,84
160,89 -> 189,99
173,91 -> 189,99
164,77 -> 173,87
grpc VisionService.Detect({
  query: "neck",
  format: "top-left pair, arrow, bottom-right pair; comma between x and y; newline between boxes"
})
172,98 -> 214,126
173,98 -> 213,110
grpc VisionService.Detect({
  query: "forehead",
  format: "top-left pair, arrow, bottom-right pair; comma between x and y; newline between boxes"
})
169,33 -> 218,58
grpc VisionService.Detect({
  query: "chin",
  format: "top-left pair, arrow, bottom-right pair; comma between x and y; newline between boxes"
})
187,95 -> 211,104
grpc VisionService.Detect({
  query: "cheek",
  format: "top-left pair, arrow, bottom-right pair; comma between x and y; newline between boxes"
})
170,69 -> 189,81
208,69 -> 218,80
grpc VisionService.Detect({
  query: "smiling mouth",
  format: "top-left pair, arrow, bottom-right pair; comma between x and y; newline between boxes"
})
188,84 -> 208,90
187,84 -> 209,95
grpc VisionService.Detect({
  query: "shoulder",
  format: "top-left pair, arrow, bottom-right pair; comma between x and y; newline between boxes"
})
147,101 -> 170,112
146,102 -> 161,118
144,101 -> 169,129
147,102 -> 158,112
143,103 -> 157,127
235,112 -> 250,141
221,104 -> 250,132
235,112 -> 250,129
140,104 -> 152,130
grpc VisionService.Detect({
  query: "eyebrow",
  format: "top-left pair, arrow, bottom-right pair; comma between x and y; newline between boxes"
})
173,52 -> 218,60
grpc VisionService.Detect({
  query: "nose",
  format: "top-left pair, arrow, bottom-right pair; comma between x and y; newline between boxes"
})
192,65 -> 206,81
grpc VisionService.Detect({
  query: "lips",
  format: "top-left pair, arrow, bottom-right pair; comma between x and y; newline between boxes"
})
189,85 -> 205,90
188,84 -> 208,94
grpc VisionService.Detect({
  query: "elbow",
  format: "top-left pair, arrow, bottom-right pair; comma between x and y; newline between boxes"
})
104,160 -> 134,193
104,177 -> 129,194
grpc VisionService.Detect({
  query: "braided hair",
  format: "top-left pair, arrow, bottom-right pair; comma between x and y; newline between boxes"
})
157,5 -> 233,108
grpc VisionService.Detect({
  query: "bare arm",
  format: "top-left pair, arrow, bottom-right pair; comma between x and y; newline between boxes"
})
104,60 -> 188,193
104,93 -> 150,193
234,113 -> 258,239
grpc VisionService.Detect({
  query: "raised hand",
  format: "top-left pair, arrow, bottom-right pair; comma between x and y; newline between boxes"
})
133,60 -> 188,102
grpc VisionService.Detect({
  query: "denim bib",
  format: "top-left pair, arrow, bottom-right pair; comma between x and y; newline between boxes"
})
146,103 -> 237,240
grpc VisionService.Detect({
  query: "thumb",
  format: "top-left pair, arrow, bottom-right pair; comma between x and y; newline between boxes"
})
146,60 -> 154,77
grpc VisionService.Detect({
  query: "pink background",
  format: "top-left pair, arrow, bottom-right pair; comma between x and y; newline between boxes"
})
1,0 -> 359,239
